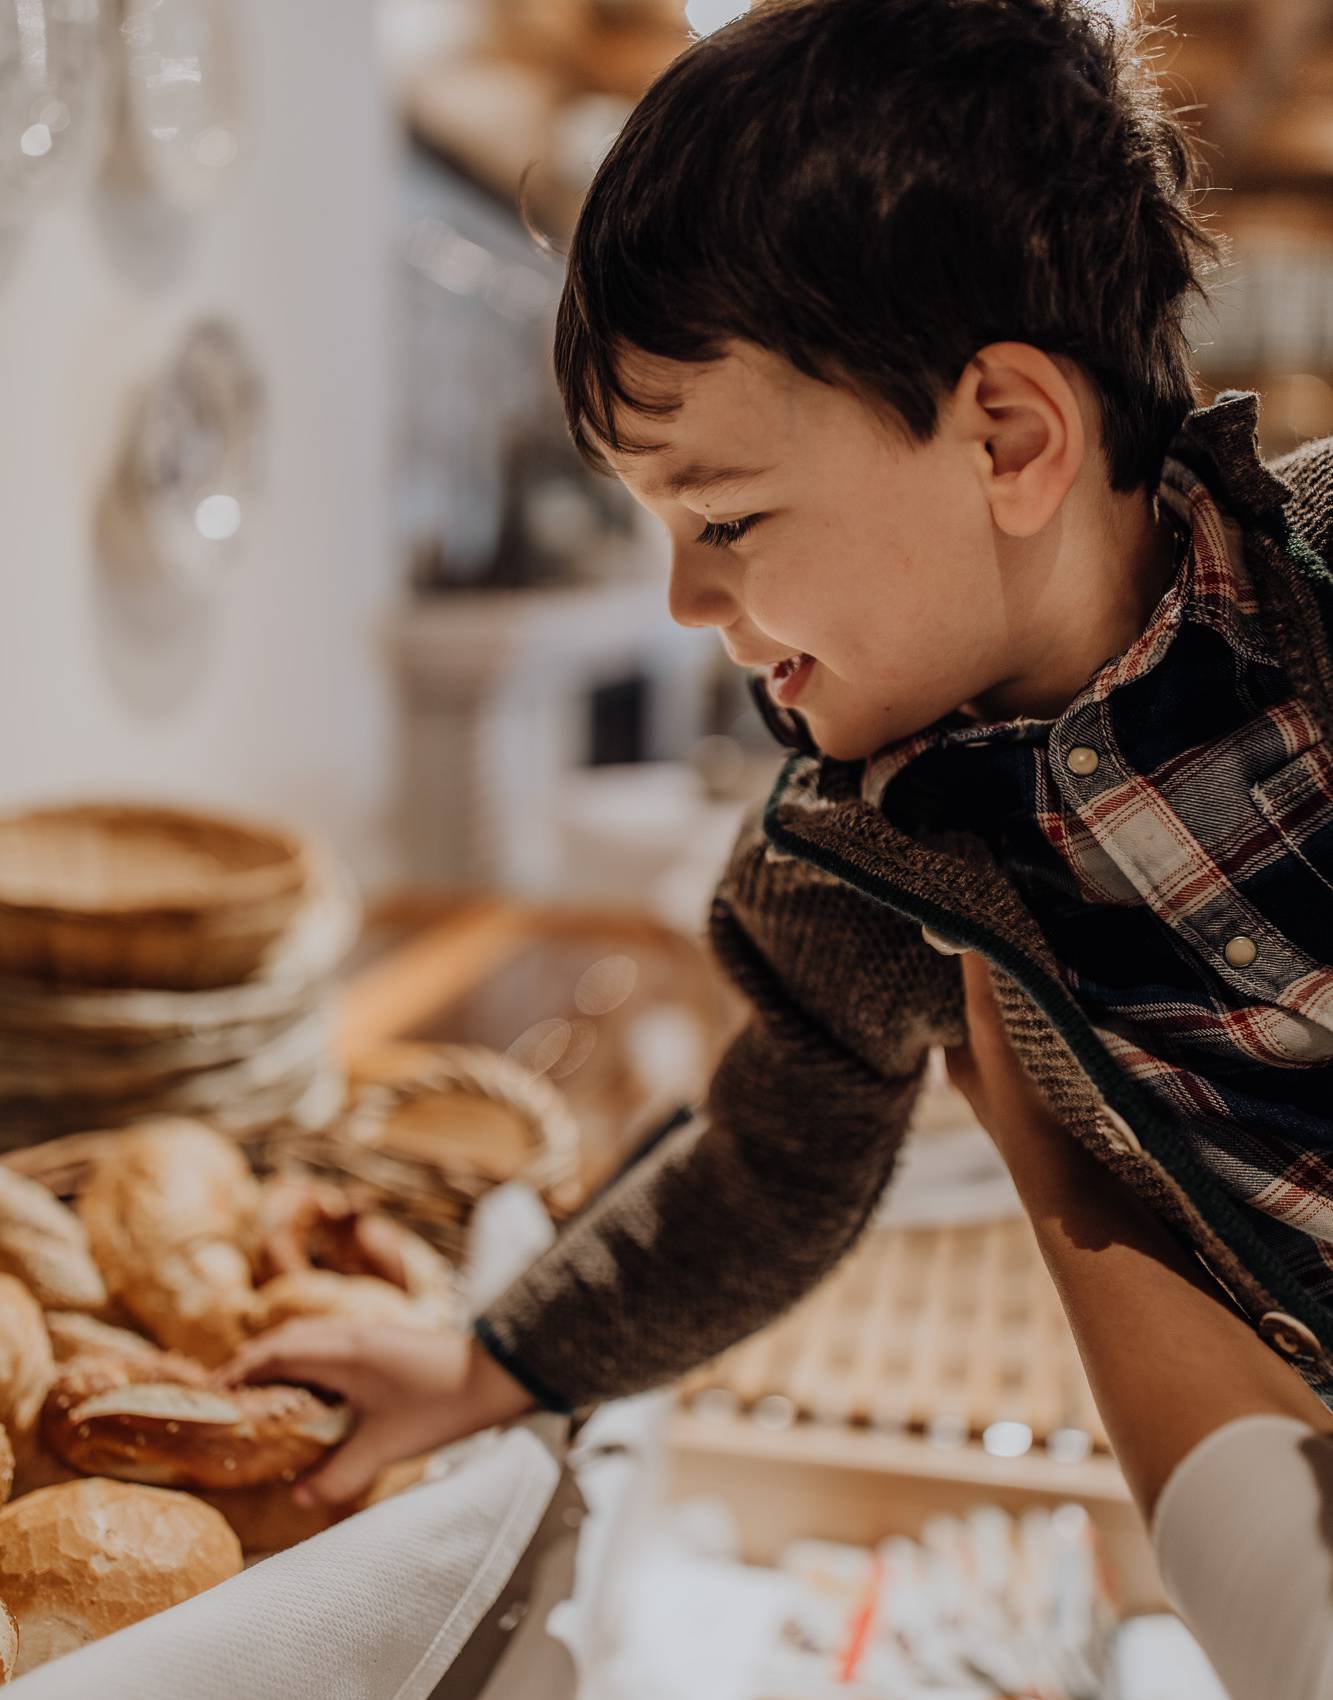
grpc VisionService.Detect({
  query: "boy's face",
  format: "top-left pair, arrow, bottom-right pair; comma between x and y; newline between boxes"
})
602,342 -> 1014,761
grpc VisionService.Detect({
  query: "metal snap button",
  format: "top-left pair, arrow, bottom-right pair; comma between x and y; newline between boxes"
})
1224,934 -> 1258,970
1259,1311 -> 1322,1360
921,926 -> 963,956
1096,1104 -> 1142,1156
1065,745 -> 1100,777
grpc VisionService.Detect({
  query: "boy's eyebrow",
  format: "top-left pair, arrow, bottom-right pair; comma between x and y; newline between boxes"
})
652,460 -> 773,498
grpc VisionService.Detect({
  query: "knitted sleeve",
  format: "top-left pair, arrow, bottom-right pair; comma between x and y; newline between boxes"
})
473,807 -> 965,1414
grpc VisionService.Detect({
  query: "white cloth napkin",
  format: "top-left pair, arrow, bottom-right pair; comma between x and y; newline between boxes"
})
7,1418 -> 568,1700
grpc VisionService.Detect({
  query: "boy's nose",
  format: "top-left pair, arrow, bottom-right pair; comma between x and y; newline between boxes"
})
667,552 -> 738,630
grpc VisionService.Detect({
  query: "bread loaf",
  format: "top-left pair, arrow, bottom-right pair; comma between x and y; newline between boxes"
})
0,1426 -> 12,1507
78,1119 -> 258,1365
0,1595 -> 16,1684
0,1275 -> 53,1463
0,1478 -> 241,1675
0,1167 -> 106,1313
45,1352 -> 349,1490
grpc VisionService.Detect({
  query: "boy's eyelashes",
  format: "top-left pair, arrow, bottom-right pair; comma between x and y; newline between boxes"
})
696,513 -> 762,550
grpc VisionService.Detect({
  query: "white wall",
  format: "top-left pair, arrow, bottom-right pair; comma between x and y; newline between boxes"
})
0,0 -> 403,888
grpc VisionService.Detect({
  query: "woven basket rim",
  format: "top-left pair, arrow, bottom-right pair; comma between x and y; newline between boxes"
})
0,802 -> 312,920
0,853 -> 360,1033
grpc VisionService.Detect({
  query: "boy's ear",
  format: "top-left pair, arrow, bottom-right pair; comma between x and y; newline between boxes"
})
954,343 -> 1086,539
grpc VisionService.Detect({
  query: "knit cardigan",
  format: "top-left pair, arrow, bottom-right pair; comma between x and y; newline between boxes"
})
476,392 -> 1333,1413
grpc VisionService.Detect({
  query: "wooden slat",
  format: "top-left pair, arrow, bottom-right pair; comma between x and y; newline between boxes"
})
679,1214 -> 1109,1467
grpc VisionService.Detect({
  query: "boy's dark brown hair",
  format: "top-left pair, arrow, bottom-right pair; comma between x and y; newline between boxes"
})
553,0 -> 1221,493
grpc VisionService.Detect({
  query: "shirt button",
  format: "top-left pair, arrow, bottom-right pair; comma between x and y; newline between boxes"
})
1065,745 -> 1100,777
1224,934 -> 1258,969
1258,1310 -> 1322,1361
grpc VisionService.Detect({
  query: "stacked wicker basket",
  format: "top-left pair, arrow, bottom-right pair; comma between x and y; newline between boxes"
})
0,804 -> 361,1148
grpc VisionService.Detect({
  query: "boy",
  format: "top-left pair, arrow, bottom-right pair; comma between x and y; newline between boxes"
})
228,0 -> 1333,1501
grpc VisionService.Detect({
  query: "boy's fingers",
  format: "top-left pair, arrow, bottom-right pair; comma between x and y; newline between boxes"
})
215,1322 -> 358,1390
294,1423 -> 386,1507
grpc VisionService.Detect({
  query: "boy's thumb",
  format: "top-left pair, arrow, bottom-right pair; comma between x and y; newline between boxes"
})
294,1424 -> 386,1508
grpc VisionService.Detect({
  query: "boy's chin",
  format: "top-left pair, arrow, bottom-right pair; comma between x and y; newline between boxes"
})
802,713 -> 884,763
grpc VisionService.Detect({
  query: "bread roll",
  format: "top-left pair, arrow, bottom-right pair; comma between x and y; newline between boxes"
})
0,1426 -> 12,1507
0,1275 -> 53,1463
0,1478 -> 241,1675
43,1311 -> 160,1366
248,1267 -> 450,1336
45,1353 -> 349,1490
0,1167 -> 107,1314
0,1595 -> 16,1684
78,1119 -> 258,1366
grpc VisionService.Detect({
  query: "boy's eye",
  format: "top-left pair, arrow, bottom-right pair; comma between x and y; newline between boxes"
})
696,514 -> 761,550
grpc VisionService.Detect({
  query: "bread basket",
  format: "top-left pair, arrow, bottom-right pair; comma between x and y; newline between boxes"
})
3,1040 -> 585,1265
0,804 -> 312,991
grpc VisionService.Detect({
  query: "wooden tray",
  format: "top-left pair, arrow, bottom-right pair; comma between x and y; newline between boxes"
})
671,1215 -> 1165,1615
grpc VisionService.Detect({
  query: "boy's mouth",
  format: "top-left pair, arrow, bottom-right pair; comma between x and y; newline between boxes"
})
768,652 -> 815,707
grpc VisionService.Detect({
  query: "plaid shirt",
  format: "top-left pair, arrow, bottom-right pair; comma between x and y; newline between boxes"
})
863,457 -> 1333,1303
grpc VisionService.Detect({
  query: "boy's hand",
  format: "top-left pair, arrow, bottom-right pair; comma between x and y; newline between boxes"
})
217,1322 -> 537,1506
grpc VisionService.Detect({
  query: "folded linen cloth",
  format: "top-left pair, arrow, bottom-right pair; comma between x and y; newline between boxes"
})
7,1416 -> 576,1700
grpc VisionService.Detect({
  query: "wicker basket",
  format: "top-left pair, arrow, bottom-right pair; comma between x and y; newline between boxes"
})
0,856 -> 361,1150
2,1040 -> 584,1266
0,803 -> 313,990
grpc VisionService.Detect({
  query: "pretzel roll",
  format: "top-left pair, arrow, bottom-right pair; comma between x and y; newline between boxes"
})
0,1166 -> 106,1313
247,1269 -> 440,1335
0,1427 -> 13,1508
44,1354 -> 349,1490
78,1119 -> 257,1366
0,1276 -> 53,1464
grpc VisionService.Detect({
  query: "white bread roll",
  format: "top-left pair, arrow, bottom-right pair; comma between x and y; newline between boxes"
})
0,1167 -> 106,1312
78,1119 -> 258,1366
0,1426 -> 12,1507
0,1595 -> 16,1684
0,1275 -> 53,1463
0,1477 -> 241,1675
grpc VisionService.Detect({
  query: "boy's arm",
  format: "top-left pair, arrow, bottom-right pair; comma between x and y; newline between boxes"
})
474,808 -> 965,1413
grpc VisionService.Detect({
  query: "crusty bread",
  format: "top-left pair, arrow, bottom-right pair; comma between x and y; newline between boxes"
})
0,1276 -> 53,1464
0,1477 -> 241,1675
45,1353 -> 349,1490
247,1268 -> 443,1335
43,1311 -> 161,1366
0,1167 -> 106,1313
78,1119 -> 258,1366
0,1594 -> 16,1684
0,1426 -> 12,1507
